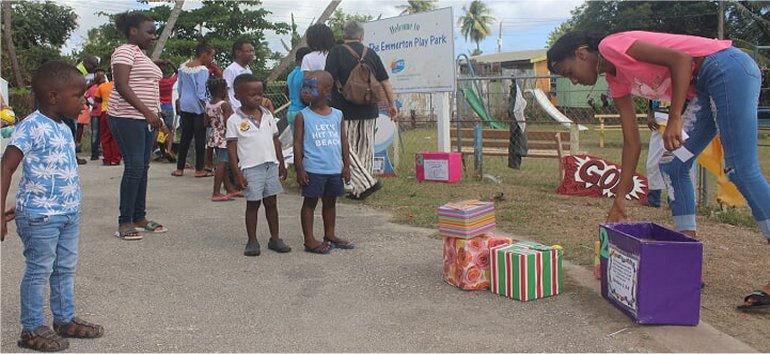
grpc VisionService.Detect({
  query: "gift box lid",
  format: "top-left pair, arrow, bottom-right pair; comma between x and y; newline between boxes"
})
438,200 -> 495,216
492,244 -> 539,256
513,241 -> 563,254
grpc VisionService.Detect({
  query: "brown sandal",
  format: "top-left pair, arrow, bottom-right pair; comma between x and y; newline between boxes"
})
18,326 -> 69,352
54,317 -> 104,339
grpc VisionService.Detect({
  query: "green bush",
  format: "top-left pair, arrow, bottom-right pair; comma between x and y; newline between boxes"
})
9,87 -> 34,119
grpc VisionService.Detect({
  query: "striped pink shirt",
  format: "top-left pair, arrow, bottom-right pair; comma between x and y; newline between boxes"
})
107,44 -> 162,119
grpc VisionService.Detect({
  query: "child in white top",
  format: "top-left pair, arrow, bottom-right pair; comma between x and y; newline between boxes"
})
225,74 -> 290,257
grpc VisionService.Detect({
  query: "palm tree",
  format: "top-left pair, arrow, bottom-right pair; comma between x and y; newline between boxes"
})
458,0 -> 495,55
396,0 -> 438,15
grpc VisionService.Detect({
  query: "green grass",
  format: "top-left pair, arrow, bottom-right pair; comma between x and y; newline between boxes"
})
351,124 -> 770,263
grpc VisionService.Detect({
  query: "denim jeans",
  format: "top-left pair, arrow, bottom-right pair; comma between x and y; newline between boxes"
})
659,47 -> 770,239
107,116 -> 156,226
15,211 -> 80,331
90,115 -> 100,159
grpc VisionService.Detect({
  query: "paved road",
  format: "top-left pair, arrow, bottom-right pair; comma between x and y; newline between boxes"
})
0,161 -> 756,352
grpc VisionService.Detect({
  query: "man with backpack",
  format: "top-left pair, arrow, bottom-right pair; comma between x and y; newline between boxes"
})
325,20 -> 398,200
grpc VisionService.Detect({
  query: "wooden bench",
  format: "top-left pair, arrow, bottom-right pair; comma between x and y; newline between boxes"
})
595,114 -> 647,148
450,126 -> 583,179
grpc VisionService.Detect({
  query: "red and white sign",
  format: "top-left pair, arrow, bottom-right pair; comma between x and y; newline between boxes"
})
557,155 -> 648,203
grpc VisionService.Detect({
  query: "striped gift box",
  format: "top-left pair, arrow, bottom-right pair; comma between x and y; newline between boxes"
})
437,200 -> 496,239
490,243 -> 563,301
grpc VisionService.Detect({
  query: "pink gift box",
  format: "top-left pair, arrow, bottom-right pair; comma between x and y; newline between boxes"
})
443,233 -> 513,290
416,152 -> 462,183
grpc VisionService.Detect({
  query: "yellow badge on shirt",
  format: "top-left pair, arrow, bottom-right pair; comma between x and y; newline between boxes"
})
239,120 -> 249,132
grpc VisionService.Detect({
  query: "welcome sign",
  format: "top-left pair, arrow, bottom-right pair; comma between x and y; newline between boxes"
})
363,7 -> 455,93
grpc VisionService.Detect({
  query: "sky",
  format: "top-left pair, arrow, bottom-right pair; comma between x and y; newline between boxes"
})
60,0 -> 585,58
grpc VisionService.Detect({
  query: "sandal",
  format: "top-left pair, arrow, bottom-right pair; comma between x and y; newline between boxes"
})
134,220 -> 167,233
304,242 -> 332,254
226,190 -> 244,198
211,195 -> 233,202
323,236 -> 354,249
268,238 -> 292,253
54,317 -> 104,339
17,326 -> 69,352
737,290 -> 770,311
170,170 -> 183,177
114,228 -> 143,241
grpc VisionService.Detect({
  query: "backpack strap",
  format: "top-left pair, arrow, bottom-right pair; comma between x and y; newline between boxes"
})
336,44 -> 369,92
342,44 -> 363,61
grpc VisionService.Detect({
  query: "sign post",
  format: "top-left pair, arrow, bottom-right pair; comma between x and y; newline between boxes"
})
363,8 -> 456,153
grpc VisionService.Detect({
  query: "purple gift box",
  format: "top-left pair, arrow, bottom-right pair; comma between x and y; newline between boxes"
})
599,223 -> 703,326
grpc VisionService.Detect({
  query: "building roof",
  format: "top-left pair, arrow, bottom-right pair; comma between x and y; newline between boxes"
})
469,49 -> 548,64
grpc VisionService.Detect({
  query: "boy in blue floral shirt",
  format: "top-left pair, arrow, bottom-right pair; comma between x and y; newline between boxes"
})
1,61 -> 104,352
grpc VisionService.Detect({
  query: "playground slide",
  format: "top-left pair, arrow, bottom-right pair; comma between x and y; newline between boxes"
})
461,88 -> 507,130
527,88 -> 588,131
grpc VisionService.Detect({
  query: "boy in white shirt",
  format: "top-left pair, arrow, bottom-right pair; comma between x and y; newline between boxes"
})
226,73 -> 290,257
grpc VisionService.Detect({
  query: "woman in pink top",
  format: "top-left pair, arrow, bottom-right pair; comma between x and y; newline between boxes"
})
548,31 -> 770,310
107,12 -> 169,241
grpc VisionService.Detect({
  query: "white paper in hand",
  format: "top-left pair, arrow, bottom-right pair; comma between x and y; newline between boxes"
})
672,130 -> 694,162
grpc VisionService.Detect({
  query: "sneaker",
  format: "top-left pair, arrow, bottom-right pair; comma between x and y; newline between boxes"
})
267,238 -> 292,253
244,241 -> 261,257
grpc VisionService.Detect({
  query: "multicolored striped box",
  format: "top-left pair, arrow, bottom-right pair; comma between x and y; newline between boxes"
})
443,233 -> 513,290
490,243 -> 563,302
437,200 -> 496,239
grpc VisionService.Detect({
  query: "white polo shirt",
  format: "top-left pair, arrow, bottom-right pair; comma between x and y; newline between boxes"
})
225,107 -> 279,170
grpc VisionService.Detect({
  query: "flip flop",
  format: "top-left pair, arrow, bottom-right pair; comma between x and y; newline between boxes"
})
304,242 -> 332,254
170,170 -> 183,177
227,191 -> 244,198
134,220 -> 167,233
194,171 -> 214,177
737,290 -> 770,311
323,236 -> 354,249
211,195 -> 233,202
114,229 -> 143,241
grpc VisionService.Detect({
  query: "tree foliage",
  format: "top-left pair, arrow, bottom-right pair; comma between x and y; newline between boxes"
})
1,1 -> 78,86
547,1 -> 769,48
396,0 -> 438,16
74,0 -> 290,78
458,0 -> 495,55
325,9 -> 374,41
547,1 -> 770,107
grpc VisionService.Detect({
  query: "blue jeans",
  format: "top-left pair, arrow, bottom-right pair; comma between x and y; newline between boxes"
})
90,115 -> 100,159
659,47 -> 770,238
15,211 -> 80,331
108,116 -> 156,226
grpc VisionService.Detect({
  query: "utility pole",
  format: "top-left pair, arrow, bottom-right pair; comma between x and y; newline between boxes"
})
497,21 -> 502,53
151,0 -> 185,60
2,0 -> 24,88
266,0 -> 341,82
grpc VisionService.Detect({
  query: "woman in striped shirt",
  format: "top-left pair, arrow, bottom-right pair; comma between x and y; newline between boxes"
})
107,12 -> 168,240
